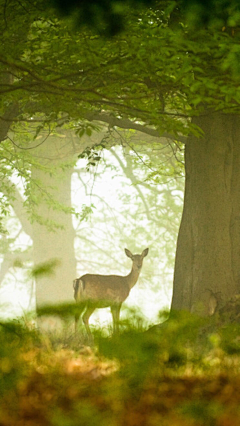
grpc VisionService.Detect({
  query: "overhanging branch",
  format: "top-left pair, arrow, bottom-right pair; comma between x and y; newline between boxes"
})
86,112 -> 187,144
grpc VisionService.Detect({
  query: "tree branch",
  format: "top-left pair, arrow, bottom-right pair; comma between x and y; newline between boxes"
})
109,148 -> 152,220
2,178 -> 32,237
0,103 -> 19,141
86,112 -> 187,144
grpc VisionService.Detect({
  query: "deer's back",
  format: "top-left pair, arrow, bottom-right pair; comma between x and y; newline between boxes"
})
80,273 -> 130,304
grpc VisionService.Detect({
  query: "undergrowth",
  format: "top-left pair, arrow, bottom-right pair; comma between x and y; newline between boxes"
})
1,308 -> 240,425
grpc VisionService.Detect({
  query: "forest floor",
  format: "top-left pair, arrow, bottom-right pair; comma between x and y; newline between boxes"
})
1,312 -> 240,426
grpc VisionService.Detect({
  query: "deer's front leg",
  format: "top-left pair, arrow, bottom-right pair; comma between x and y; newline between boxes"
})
111,303 -> 121,334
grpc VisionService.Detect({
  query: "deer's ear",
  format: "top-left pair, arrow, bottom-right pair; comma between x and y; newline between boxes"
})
142,248 -> 149,257
125,248 -> 133,259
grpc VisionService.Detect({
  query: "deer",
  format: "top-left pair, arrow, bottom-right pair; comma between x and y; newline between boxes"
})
73,248 -> 149,336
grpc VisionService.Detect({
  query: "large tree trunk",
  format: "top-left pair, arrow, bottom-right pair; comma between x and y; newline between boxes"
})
172,112 -> 240,315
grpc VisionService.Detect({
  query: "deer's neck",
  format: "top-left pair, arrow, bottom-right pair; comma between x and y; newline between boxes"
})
126,268 -> 140,289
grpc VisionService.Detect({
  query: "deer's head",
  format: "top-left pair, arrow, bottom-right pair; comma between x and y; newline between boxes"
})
125,248 -> 149,272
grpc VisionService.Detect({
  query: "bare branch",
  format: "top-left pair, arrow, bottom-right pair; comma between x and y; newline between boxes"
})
109,148 -> 152,220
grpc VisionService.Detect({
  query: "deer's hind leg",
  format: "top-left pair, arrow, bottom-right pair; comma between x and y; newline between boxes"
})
82,303 -> 96,337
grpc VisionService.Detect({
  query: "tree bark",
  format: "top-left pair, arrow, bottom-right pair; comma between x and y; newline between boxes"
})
172,112 -> 240,315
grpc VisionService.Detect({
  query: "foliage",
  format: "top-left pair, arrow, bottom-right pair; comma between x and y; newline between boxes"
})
46,0 -> 157,36
0,122 -> 77,233
1,311 -> 240,425
1,0 -> 240,227
183,0 -> 240,28
3,0 -> 240,129
31,259 -> 61,278
38,0 -> 240,37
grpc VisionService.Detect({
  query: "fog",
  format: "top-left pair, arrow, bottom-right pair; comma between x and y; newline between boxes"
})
0,143 -> 183,330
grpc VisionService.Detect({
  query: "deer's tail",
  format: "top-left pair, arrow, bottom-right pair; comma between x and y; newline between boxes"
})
73,278 -> 85,301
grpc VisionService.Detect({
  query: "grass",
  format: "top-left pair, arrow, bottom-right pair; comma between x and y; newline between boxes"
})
1,310 -> 240,425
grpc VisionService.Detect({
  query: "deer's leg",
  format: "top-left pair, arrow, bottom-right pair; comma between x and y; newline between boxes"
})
75,313 -> 80,333
111,303 -> 121,334
75,304 -> 85,333
82,304 -> 95,337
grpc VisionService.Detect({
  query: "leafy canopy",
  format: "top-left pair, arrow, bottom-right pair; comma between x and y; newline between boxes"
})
1,1 -> 240,131
1,0 -> 240,222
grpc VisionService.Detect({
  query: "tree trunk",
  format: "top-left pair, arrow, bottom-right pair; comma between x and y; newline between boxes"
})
172,112 -> 240,315
32,165 -> 76,307
31,129 -> 106,308
30,131 -> 79,308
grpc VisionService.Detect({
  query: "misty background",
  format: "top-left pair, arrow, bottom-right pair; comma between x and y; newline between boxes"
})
0,133 -> 183,329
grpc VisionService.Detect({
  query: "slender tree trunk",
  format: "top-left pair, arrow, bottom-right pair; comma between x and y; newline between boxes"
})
172,112 -> 240,315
